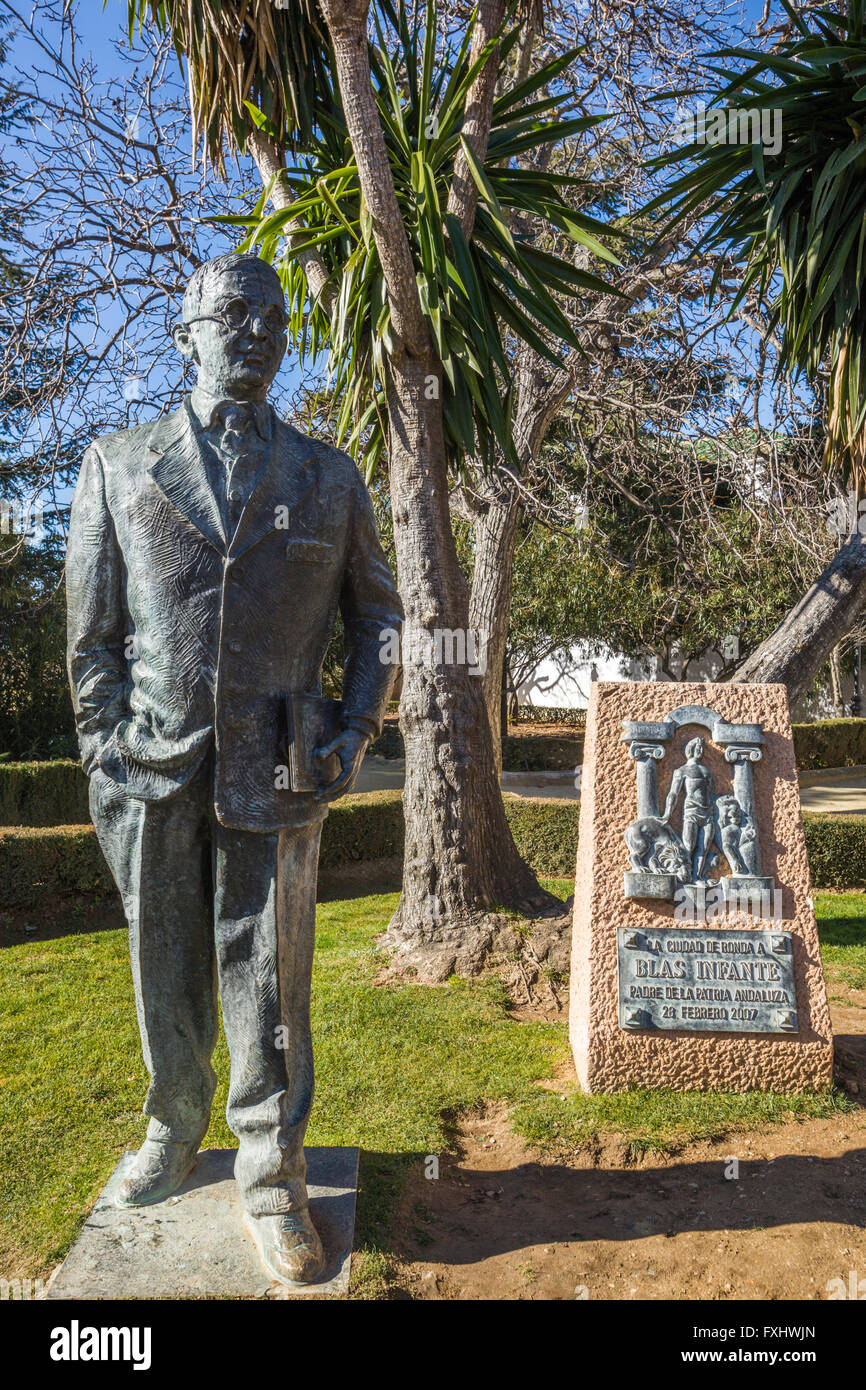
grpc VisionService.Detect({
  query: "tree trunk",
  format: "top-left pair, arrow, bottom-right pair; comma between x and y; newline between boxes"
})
730,529 -> 866,704
384,357 -> 557,954
830,643 -> 845,716
466,480 -> 521,777
319,2 -> 558,974
501,659 -> 509,741
446,0 -> 505,237
461,352 -> 573,764
246,127 -> 335,314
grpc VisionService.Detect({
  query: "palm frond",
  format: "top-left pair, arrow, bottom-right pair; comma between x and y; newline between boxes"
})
648,0 -> 866,482
122,0 -> 330,165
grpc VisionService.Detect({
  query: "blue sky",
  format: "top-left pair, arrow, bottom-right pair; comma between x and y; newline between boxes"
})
78,1 -> 773,79
2,0 -> 809,515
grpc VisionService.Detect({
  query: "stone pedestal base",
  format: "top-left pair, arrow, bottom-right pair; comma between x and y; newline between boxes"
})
721,874 -> 775,904
44,1147 -> 358,1300
624,870 -> 678,899
570,682 -> 833,1094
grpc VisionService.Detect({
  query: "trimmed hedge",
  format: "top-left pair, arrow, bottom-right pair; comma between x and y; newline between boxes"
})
0,824 -> 115,906
502,733 -> 584,772
505,795 -> 578,875
1,793 -> 865,910
3,793 -> 864,911
501,801 -> 866,885
800,812 -> 866,888
1,717 -> 863,825
514,704 -> 587,726
0,791 -> 573,910
0,791 -> 573,908
369,726 -> 584,770
0,760 -> 89,827
792,718 -> 866,770
0,791 -> 411,909
368,724 -> 404,760
0,795 -> 405,911
318,790 -> 404,868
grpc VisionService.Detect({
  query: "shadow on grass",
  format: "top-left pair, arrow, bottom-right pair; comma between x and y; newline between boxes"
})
818,915 -> 866,947
0,856 -> 407,947
0,896 -> 124,948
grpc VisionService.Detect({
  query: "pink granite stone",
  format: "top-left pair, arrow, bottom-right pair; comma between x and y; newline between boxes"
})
569,682 -> 833,1093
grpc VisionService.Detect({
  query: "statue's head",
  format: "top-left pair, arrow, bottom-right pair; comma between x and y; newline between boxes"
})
684,736 -> 704,761
716,794 -> 742,827
173,252 -> 287,400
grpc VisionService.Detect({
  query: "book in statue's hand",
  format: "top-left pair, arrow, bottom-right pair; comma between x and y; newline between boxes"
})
286,693 -> 342,793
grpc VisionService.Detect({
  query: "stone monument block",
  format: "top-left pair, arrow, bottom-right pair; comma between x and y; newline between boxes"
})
569,682 -> 833,1093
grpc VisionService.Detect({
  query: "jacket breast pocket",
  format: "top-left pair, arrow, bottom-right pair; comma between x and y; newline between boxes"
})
285,539 -> 336,564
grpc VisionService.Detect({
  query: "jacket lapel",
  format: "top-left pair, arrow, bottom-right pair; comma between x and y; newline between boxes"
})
146,401 -> 226,552
229,417 -> 317,558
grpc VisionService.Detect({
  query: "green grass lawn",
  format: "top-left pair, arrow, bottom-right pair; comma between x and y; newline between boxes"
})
0,879 -> 859,1290
814,890 -> 866,991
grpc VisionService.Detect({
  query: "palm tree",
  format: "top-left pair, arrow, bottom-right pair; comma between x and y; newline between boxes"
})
649,0 -> 866,702
236,0 -> 619,788
128,0 -> 617,954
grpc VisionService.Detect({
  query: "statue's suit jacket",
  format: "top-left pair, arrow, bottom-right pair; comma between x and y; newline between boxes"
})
66,397 -> 403,831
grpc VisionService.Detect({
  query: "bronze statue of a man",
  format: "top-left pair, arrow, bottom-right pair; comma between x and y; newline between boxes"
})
66,252 -> 402,1285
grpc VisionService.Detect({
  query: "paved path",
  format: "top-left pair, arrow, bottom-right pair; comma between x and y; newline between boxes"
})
356,757 -> 866,812
354,757 -> 581,801
798,765 -> 866,814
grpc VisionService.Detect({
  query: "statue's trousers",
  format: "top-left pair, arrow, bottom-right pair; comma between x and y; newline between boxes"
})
89,755 -> 322,1216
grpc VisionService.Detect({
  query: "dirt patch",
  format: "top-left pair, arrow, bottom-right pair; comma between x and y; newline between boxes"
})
384,991 -> 866,1301
391,1107 -> 866,1301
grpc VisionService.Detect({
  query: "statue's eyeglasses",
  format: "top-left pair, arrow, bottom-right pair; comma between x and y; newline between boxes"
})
184,298 -> 287,338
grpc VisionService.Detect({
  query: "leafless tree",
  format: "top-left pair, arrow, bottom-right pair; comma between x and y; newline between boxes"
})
0,0 -> 261,553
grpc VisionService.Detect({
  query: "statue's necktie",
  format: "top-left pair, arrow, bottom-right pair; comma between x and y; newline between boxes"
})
210,402 -> 266,535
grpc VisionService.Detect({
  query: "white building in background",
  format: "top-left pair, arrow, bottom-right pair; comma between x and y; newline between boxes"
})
517,642 -> 843,720
516,645 -> 652,709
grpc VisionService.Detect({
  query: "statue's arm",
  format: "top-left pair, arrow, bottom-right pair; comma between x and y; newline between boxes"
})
662,767 -> 683,821
66,444 -> 129,775
337,467 -> 404,744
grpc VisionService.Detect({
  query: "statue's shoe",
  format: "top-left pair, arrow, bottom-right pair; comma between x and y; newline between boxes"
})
116,1138 -> 199,1208
243,1209 -> 324,1286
